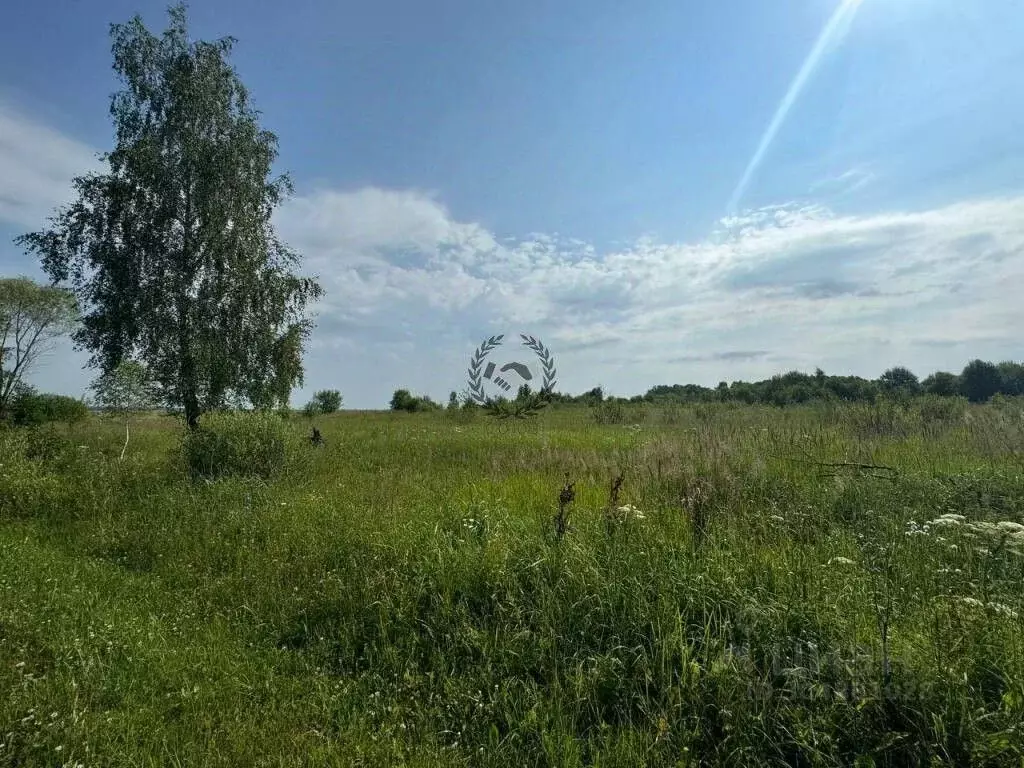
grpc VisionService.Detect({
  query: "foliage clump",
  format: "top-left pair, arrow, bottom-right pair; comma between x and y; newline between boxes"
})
389,388 -> 441,412
303,389 -> 342,416
4,386 -> 88,426
180,410 -> 307,480
0,277 -> 78,419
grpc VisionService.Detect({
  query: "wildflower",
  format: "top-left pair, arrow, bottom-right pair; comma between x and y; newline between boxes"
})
997,521 -> 1024,534
957,597 -> 984,609
968,522 -> 1000,535
827,557 -> 856,566
616,504 -> 646,520
988,602 -> 1019,619
905,521 -> 928,537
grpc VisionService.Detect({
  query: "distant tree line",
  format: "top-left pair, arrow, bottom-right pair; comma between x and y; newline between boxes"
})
432,360 -> 1015,411
386,360 -> 1021,414
492,360 -> 1023,408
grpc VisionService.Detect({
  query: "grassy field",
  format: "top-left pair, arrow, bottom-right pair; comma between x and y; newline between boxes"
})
0,399 -> 1023,766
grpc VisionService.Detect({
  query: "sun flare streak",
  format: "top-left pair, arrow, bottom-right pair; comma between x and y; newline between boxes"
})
728,0 -> 865,214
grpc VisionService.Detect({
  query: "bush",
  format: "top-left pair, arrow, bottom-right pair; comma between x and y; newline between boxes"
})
311,389 -> 342,414
20,425 -> 78,463
923,371 -> 959,397
416,396 -> 442,412
960,359 -> 1002,403
390,389 -> 416,411
181,410 -> 308,480
6,389 -> 88,426
390,389 -> 441,413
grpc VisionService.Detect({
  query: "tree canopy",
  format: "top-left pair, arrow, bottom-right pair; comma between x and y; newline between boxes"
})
959,359 -> 1002,403
304,388 -> 342,416
90,360 -> 156,415
878,366 -> 921,396
0,276 -> 78,419
16,3 -> 322,429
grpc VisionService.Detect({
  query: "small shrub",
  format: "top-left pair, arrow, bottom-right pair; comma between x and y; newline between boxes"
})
21,425 -> 77,463
390,388 -> 441,412
181,410 -> 307,480
311,389 -> 343,414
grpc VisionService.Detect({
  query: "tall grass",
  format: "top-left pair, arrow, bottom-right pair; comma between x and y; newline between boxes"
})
0,401 -> 1022,766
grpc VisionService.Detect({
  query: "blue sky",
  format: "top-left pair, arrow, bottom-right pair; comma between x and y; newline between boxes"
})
1,0 -> 1023,408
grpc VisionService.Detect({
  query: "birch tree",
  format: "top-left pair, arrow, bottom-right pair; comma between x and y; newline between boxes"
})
17,3 -> 323,430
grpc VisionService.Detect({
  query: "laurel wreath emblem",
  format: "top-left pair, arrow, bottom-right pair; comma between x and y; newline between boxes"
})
466,333 -> 558,419
467,334 -> 505,405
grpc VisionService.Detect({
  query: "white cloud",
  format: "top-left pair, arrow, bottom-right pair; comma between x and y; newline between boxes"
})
277,187 -> 498,265
1,98 -> 1022,407
809,166 -> 876,197
282,191 -> 1024,403
0,102 -> 100,229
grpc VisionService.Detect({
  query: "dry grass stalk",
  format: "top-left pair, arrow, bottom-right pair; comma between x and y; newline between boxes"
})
603,472 -> 625,533
556,473 -> 575,539
682,475 -> 712,547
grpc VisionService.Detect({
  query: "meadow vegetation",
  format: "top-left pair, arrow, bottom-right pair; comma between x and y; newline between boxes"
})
1,399 -> 1023,766
3,5 -> 1021,765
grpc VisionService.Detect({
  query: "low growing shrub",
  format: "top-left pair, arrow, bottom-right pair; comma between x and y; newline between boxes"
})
181,410 -> 308,480
6,390 -> 89,426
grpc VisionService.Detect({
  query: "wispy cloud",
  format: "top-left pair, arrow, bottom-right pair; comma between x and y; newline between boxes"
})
669,350 -> 771,364
0,101 -> 99,229
2,97 -> 1022,406
810,166 -> 876,197
277,189 -> 1023,399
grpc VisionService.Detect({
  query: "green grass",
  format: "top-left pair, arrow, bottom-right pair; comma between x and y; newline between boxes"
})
1,400 -> 1023,766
